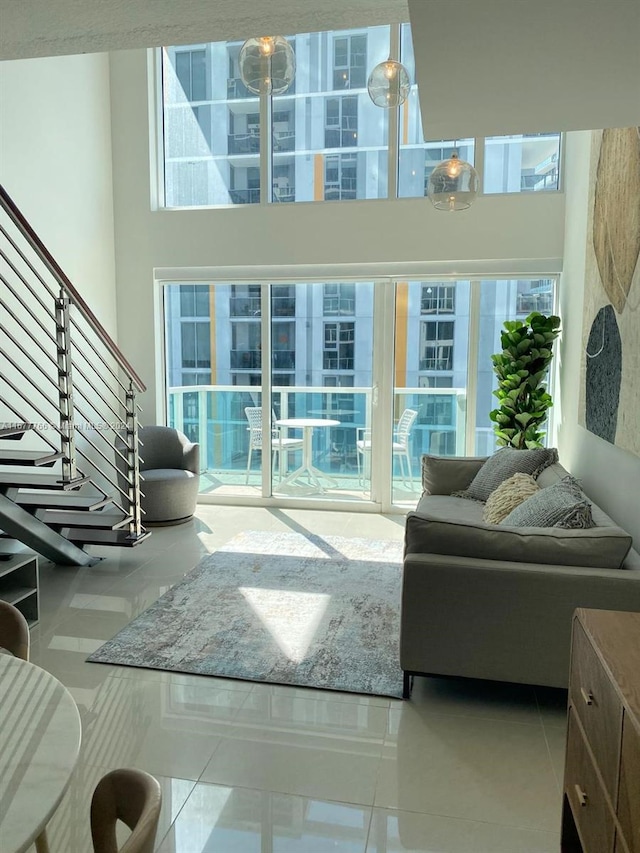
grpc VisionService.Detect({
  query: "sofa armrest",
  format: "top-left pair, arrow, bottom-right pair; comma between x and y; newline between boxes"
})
420,454 -> 488,495
400,552 -> 640,687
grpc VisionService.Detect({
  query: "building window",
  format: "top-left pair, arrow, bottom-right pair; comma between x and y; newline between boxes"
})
421,285 -> 455,314
325,97 -> 358,148
324,284 -> 355,315
484,133 -> 561,194
324,322 -> 355,370
180,284 -> 210,317
324,154 -> 358,200
180,321 -> 211,371
333,34 -> 367,89
515,279 -> 555,315
272,285 -> 296,316
230,322 -> 261,370
175,49 -> 207,101
420,321 -> 454,371
229,285 -> 261,317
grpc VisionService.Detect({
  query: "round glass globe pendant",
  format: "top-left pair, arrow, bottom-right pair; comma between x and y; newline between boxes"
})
239,36 -> 295,95
427,151 -> 479,211
367,58 -> 410,108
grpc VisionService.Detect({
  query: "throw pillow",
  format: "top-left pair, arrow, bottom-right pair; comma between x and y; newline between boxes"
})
500,477 -> 595,529
455,446 -> 559,502
483,472 -> 540,524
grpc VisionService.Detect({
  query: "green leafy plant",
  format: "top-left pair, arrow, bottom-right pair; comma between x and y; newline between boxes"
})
489,312 -> 561,449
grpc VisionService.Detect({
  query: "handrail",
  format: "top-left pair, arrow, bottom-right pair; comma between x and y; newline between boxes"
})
0,184 -> 146,393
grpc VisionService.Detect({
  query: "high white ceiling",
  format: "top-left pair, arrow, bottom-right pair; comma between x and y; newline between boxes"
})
409,0 -> 640,138
0,0 -> 408,60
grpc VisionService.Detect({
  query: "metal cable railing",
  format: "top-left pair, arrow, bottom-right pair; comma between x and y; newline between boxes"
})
0,184 -> 146,538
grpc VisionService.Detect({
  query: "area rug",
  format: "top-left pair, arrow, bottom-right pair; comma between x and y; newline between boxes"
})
87,530 -> 404,698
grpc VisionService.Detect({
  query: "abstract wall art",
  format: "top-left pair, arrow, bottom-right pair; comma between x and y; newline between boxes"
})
579,127 -> 640,457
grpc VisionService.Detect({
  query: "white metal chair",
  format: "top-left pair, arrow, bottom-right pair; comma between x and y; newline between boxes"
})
244,406 -> 303,483
356,408 -> 418,488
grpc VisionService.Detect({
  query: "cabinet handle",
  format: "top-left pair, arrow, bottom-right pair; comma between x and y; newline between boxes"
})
580,687 -> 594,706
574,784 -> 588,807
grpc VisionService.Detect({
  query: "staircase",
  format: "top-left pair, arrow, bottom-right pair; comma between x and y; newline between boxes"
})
0,185 -> 150,566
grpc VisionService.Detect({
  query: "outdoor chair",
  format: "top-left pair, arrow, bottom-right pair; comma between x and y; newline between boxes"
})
244,406 -> 303,483
91,768 -> 162,853
356,408 -> 418,488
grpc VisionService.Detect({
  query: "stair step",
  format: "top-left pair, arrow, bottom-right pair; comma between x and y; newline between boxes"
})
0,472 -> 89,490
63,528 -> 152,547
0,424 -> 32,440
0,449 -> 63,467
36,509 -> 132,530
15,492 -> 113,511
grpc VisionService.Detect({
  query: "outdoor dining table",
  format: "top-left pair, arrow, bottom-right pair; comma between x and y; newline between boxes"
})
0,654 -> 82,853
275,417 -> 340,492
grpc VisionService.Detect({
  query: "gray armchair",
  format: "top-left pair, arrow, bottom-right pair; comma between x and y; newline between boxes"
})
138,426 -> 200,525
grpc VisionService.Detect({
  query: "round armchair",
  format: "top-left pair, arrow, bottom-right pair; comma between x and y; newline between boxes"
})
138,426 -> 200,525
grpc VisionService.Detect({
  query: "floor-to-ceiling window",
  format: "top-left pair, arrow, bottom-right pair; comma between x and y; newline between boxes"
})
163,276 -> 557,510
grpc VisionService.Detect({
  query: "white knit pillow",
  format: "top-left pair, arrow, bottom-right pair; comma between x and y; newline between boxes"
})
483,472 -> 540,525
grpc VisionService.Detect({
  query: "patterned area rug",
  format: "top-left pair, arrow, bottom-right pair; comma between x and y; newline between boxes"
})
88,530 -> 404,698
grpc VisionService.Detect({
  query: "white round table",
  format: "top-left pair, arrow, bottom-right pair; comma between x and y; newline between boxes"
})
0,655 -> 82,853
275,418 -> 340,492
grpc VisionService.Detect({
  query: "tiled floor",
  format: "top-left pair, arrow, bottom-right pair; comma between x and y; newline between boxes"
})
28,505 -> 566,852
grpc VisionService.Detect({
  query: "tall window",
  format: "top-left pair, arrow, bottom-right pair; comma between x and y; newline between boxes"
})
421,285 -> 455,314
325,97 -> 358,148
175,49 -> 207,101
324,154 -> 358,200
324,322 -> 355,370
333,34 -> 367,89
324,283 -> 355,315
420,321 -> 454,371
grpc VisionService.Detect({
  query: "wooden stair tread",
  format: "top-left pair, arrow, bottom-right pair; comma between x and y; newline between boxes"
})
63,528 -> 151,547
0,472 -> 89,490
37,509 -> 131,530
0,449 -> 63,466
15,492 -> 112,511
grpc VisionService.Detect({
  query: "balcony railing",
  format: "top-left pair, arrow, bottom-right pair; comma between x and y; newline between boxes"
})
273,130 -> 296,152
167,384 -> 468,490
230,349 -> 261,369
229,296 -> 261,316
228,132 -> 260,155
229,188 -> 260,205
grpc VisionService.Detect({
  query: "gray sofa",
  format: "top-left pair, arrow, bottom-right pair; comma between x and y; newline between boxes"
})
401,454 -> 640,696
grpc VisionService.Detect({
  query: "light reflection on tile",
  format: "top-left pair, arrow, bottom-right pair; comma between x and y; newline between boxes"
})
365,808 -> 560,853
156,783 -> 371,853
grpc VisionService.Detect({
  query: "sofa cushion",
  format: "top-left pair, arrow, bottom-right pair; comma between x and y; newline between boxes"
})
456,447 -> 559,502
483,472 -> 540,524
405,498 -> 633,569
500,477 -> 595,529
421,455 -> 488,495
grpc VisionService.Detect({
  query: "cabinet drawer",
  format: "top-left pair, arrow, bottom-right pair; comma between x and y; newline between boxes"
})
618,713 -> 640,853
570,622 -> 622,796
565,709 -> 615,853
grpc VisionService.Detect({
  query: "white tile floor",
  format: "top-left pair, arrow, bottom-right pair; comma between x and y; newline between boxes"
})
28,505 -> 566,852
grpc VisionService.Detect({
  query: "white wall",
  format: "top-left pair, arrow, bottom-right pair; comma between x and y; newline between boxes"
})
109,48 -> 567,420
558,131 -> 640,545
0,52 -> 118,333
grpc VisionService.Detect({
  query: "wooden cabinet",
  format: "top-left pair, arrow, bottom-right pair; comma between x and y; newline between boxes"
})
0,552 -> 39,625
562,609 -> 640,853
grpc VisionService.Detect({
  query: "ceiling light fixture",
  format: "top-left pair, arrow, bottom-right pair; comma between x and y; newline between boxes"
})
239,36 -> 296,95
367,57 -> 410,108
427,149 -> 479,211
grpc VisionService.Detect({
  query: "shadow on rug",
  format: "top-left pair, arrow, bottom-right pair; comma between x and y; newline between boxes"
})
88,530 -> 404,698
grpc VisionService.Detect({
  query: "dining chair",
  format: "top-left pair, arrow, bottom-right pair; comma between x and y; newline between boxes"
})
356,409 -> 418,488
91,768 -> 162,853
244,406 -> 303,483
0,599 -> 30,660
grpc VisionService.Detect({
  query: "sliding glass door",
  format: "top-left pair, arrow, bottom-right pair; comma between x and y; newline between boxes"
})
163,275 -> 556,508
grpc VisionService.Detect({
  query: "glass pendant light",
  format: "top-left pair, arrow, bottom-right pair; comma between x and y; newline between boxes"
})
239,36 -> 295,95
427,150 -> 479,211
367,57 -> 410,108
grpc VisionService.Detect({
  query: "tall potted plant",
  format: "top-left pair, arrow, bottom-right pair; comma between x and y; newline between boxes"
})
489,311 -> 561,449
